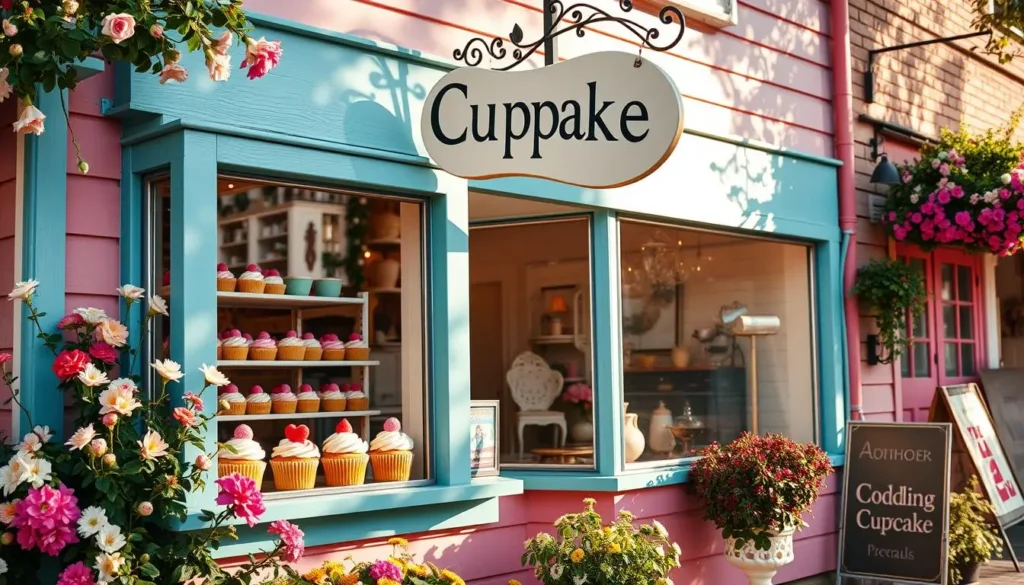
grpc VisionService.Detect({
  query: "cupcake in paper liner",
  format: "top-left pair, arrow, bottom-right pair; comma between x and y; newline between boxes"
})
221,329 -> 249,361
345,333 -> 370,361
218,424 -> 267,487
277,331 -> 305,361
216,337 -> 223,361
369,417 -> 414,482
271,384 -> 298,414
237,264 -> 266,294
270,424 -> 320,491
246,385 -> 272,415
263,269 -> 286,295
320,383 -> 346,412
322,419 -> 369,486
321,333 -> 346,361
344,383 -> 369,411
302,332 -> 323,361
219,384 -> 247,416
249,331 -> 278,361
216,263 -> 236,292
296,383 -> 321,413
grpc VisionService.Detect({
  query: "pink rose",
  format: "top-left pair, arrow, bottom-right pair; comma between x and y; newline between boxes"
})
89,438 -> 108,457
13,104 -> 44,135
89,342 -> 118,364
206,52 -> 231,82
137,501 -> 153,517
213,31 -> 232,56
0,352 -> 10,365
149,24 -> 163,40
101,13 -> 137,44
159,62 -> 188,85
240,37 -> 283,80
195,454 -> 212,471
0,68 -> 10,102
102,413 -> 118,428
102,453 -> 117,468
2,19 -> 16,36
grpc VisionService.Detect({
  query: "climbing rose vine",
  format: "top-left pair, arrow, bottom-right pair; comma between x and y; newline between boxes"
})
0,0 -> 282,171
881,114 -> 1024,256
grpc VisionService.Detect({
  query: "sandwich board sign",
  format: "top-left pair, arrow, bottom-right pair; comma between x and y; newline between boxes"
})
421,51 -> 684,188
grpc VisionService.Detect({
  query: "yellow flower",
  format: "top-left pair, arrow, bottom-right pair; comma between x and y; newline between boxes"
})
408,564 -> 429,577
570,548 -> 585,563
377,579 -> 401,585
387,537 -> 409,547
607,543 -> 622,553
303,568 -> 327,583
509,581 -> 523,585
441,569 -> 466,585
338,574 -> 361,585
602,527 -> 612,535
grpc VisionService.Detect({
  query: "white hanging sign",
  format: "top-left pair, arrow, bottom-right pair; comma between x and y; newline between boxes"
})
421,51 -> 684,189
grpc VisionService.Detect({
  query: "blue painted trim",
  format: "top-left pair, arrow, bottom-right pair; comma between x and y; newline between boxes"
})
171,476 -> 522,532
590,211 -> 622,475
215,492 -> 506,559
119,149 -> 144,380
169,131 -> 220,511
72,56 -> 105,81
817,239 -> 846,455
19,89 -> 69,436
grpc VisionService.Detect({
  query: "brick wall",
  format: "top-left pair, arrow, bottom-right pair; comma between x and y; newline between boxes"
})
848,0 -> 1024,420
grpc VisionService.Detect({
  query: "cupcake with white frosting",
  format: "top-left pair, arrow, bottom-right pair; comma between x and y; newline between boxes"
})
216,263 -> 236,292
320,334 -> 345,361
219,384 -> 247,416
369,417 -> 414,482
246,385 -> 271,415
237,263 -> 266,294
271,384 -> 298,414
218,424 -> 266,486
320,383 -> 346,412
263,268 -> 285,295
344,333 -> 370,361
296,383 -> 320,413
344,382 -> 368,411
302,332 -> 322,361
270,424 -> 320,490
322,419 -> 368,486
277,330 -> 305,361
221,329 -> 248,361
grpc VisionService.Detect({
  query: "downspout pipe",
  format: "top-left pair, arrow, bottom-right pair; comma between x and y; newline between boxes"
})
832,0 -> 863,420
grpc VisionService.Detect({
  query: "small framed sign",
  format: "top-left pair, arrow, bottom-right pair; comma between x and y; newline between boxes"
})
470,400 -> 500,477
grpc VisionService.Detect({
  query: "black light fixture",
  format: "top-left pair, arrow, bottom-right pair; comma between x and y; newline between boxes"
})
869,136 -> 901,186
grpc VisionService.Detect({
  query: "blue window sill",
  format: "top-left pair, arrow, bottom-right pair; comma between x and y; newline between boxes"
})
170,477 -> 522,557
502,454 -> 845,492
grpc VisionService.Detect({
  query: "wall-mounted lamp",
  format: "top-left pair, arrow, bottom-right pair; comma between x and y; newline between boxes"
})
865,334 -> 893,366
869,136 -> 901,186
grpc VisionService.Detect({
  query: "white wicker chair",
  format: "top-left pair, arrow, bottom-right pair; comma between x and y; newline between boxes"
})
506,351 -> 565,459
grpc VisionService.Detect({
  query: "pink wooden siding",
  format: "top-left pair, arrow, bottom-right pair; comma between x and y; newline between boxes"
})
225,479 -> 840,584
244,0 -> 834,156
0,99 -> 15,442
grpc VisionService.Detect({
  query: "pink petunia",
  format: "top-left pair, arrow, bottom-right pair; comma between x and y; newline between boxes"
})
268,519 -> 305,563
215,473 -> 266,528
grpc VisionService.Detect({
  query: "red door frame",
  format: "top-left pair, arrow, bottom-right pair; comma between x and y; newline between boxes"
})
895,244 -> 987,421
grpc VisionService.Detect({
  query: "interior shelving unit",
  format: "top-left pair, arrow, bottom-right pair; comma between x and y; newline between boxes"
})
218,201 -> 338,277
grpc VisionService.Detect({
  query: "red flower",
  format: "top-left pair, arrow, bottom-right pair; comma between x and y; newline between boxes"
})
183,392 -> 204,411
57,313 -> 86,330
172,407 -> 197,427
0,352 -> 11,365
88,342 -> 117,364
53,350 -> 90,381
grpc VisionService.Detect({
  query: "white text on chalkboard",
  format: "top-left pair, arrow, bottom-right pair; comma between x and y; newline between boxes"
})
859,441 -> 933,462
856,483 -> 936,535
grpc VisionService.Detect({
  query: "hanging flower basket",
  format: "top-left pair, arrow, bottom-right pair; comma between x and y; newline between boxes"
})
0,0 -> 282,171
881,115 -> 1024,256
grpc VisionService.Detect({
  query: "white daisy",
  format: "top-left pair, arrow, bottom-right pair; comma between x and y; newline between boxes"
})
78,506 -> 109,538
94,552 -> 125,582
96,523 -> 126,553
14,453 -> 52,488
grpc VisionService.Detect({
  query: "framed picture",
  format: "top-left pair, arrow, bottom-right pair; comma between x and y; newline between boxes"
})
470,400 -> 500,477
621,283 -> 684,351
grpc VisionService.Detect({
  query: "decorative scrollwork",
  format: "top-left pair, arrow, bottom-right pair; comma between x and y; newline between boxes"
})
452,0 -> 685,71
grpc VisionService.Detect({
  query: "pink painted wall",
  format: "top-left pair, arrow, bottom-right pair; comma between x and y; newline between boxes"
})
243,0 -> 835,156
0,99 -> 16,442
226,479 -> 841,584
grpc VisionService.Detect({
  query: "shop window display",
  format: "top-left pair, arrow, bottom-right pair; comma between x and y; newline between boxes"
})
144,176 -> 429,496
618,220 -> 816,467
469,214 -> 595,468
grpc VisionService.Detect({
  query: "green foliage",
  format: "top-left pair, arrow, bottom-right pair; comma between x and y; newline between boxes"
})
971,1 -> 1024,64
851,259 -> 928,364
342,196 -> 370,290
520,498 -> 681,585
283,539 -> 468,585
689,433 -> 833,551
948,476 -> 1004,584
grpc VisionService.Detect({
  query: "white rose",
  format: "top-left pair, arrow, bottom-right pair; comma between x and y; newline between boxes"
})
148,294 -> 168,317
116,284 -> 145,301
78,363 -> 110,388
12,104 -> 45,136
151,359 -> 184,382
74,307 -> 109,324
910,194 -> 919,204
199,364 -> 230,387
1003,173 -> 1013,185
938,151 -> 948,160
7,279 -> 39,302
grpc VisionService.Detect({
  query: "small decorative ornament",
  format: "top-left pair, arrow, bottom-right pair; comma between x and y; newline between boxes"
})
336,419 -> 353,433
234,424 -> 254,440
383,417 -> 402,432
284,423 -> 310,443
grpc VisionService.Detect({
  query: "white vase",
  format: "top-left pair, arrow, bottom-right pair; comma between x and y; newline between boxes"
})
624,412 -> 645,463
648,401 -> 675,454
724,527 -> 796,585
571,418 -> 593,443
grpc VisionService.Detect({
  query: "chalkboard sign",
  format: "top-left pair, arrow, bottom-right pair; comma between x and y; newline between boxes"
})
839,422 -> 952,585
978,369 -> 1024,497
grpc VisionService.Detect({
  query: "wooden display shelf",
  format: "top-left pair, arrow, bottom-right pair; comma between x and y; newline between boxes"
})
216,291 -> 365,309
217,409 -> 380,422
217,360 -> 380,368
624,365 -> 720,373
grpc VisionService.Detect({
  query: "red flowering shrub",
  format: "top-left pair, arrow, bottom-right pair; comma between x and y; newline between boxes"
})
689,433 -> 833,550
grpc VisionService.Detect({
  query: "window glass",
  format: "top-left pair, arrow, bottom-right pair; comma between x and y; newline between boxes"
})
146,175 -> 429,496
619,221 -> 816,467
469,212 -> 595,469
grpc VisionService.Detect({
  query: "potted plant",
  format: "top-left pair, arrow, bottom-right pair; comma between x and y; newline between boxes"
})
689,433 -> 833,585
562,382 -> 593,443
520,498 -> 681,585
949,477 -> 1004,585
284,537 -> 468,585
851,259 -> 928,364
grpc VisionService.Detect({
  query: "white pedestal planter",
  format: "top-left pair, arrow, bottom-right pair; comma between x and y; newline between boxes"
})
723,527 -> 795,585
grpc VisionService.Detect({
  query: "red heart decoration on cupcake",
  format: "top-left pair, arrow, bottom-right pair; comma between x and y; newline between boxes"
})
335,419 -> 353,434
285,424 -> 309,443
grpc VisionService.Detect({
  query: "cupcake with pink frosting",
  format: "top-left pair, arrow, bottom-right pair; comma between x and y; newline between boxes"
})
271,384 -> 298,414
345,333 -> 370,361
277,330 -> 305,361
221,329 -> 248,361
320,383 -> 346,412
344,382 -> 369,411
296,383 -> 321,413
249,331 -> 277,361
246,385 -> 272,415
263,269 -> 286,295
321,334 -> 345,361
216,263 -> 236,292
237,263 -> 266,294
302,332 -> 322,361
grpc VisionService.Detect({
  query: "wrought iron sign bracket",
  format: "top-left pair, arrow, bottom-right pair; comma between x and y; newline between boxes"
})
453,0 -> 686,70
864,29 -> 991,103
